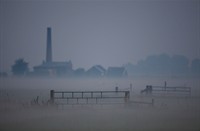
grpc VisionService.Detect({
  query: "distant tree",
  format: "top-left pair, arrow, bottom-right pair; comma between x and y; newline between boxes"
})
191,59 -> 200,75
11,58 -> 29,76
127,54 -> 190,76
171,55 -> 189,74
137,54 -> 172,75
146,54 -> 171,74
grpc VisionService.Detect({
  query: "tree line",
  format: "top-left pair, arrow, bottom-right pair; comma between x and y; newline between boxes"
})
124,54 -> 200,76
9,54 -> 200,77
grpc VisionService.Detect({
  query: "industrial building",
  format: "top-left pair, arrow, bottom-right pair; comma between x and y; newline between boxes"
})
33,27 -> 73,76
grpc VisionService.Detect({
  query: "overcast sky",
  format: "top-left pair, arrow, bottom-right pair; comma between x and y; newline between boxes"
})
0,0 -> 200,71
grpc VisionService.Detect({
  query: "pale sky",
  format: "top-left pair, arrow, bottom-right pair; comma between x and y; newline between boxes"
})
0,0 -> 200,71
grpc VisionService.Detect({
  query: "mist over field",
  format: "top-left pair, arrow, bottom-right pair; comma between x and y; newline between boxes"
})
0,0 -> 200,130
0,77 -> 200,131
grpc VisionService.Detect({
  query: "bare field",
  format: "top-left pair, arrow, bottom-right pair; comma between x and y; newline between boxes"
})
0,77 -> 200,131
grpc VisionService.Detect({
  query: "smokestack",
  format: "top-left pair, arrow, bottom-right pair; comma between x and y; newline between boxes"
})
46,27 -> 52,63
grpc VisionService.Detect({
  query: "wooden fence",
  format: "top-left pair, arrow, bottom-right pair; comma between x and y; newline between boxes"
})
141,85 -> 191,96
50,90 -> 130,105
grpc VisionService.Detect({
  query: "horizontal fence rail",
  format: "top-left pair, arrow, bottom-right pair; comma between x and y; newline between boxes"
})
141,85 -> 191,96
152,86 -> 191,92
50,90 -> 130,104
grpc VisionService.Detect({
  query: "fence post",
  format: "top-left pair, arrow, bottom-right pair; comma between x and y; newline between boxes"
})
50,90 -> 54,104
146,85 -> 152,94
115,86 -> 119,92
125,91 -> 130,103
149,85 -> 152,94
146,85 -> 149,94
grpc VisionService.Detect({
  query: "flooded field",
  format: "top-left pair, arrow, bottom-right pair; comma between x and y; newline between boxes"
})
0,77 -> 200,131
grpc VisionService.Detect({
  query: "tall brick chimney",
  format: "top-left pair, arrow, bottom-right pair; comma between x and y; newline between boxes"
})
46,27 -> 52,63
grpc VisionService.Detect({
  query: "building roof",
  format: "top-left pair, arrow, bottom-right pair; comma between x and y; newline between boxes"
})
107,67 -> 127,77
94,65 -> 106,73
87,65 -> 106,76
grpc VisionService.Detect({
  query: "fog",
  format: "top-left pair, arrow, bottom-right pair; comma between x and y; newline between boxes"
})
0,77 -> 200,131
1,0 -> 200,71
1,0 -> 200,130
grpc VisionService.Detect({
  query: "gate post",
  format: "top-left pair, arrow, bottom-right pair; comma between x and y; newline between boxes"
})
146,85 -> 152,94
115,86 -> 119,92
50,90 -> 54,104
125,91 -> 130,103
149,85 -> 152,94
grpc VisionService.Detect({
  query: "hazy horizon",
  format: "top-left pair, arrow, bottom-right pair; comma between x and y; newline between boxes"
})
0,0 -> 200,72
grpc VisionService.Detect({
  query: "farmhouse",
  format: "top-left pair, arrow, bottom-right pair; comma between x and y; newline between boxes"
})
86,65 -> 106,77
107,67 -> 127,77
